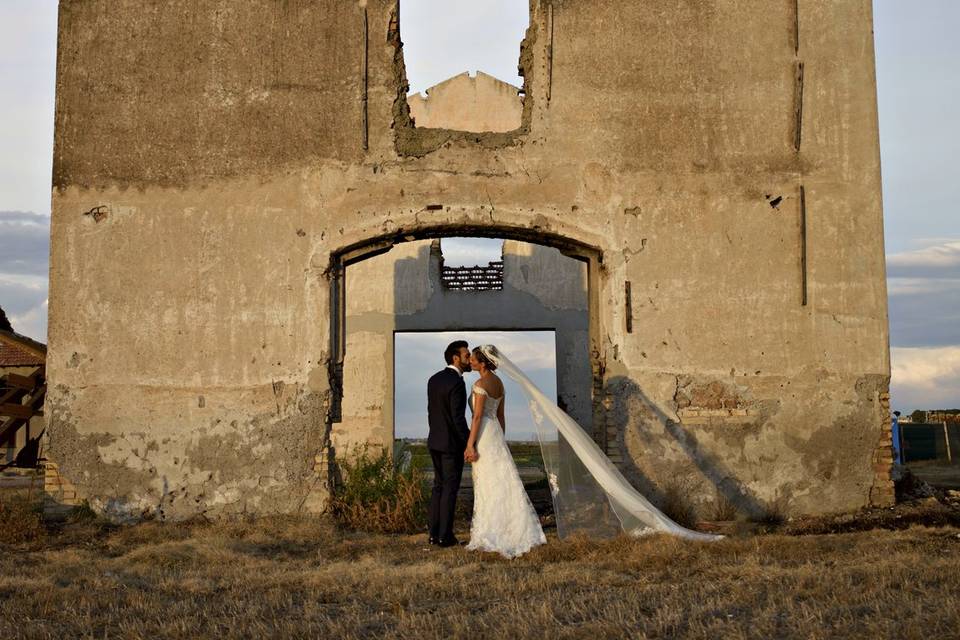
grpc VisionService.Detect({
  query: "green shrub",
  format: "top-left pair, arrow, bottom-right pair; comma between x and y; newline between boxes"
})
328,444 -> 428,534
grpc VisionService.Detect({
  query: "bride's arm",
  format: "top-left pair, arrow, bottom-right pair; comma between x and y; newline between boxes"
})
497,395 -> 505,434
465,389 -> 485,461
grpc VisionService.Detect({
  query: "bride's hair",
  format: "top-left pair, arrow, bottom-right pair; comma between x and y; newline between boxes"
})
471,346 -> 497,371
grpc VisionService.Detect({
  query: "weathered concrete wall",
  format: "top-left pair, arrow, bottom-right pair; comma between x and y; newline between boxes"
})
48,0 -> 891,520
336,239 -> 589,457
407,72 -> 523,133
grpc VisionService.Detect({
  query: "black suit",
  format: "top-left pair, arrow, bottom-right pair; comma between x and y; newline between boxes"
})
426,367 -> 470,543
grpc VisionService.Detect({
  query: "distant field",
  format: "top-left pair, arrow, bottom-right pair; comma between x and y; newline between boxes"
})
402,440 -> 544,473
907,460 -> 960,490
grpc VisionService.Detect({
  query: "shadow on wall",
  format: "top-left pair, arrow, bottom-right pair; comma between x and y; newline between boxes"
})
382,242 -> 779,519
385,238 -> 591,423
605,375 -> 772,520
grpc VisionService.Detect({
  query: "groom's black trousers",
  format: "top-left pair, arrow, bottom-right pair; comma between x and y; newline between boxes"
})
428,448 -> 464,542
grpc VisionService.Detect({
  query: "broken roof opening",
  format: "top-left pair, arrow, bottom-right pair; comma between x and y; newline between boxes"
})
439,237 -> 505,291
399,1 -> 528,95
399,0 -> 529,134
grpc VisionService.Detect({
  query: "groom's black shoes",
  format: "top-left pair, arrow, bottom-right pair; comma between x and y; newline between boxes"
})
436,536 -> 462,548
428,536 -> 438,545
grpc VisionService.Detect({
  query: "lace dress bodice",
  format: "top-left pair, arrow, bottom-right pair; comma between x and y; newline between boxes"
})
471,385 -> 502,419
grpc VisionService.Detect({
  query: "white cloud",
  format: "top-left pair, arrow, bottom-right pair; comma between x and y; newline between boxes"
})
0,210 -> 50,342
891,346 -> 960,412
438,237 -> 504,267
0,276 -> 47,307
0,275 -> 48,342
887,240 -> 960,277
886,277 -> 960,297
480,333 -> 557,372
907,237 -> 960,250
9,298 -> 48,342
0,211 -> 50,276
886,240 -> 960,348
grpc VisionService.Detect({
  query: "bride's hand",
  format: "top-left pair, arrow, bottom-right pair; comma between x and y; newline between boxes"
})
465,447 -> 478,462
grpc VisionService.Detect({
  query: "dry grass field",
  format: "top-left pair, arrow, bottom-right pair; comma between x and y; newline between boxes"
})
2,500 -> 960,640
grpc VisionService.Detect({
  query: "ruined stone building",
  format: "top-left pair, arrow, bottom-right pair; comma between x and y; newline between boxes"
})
47,1 -> 891,521
407,72 -> 523,132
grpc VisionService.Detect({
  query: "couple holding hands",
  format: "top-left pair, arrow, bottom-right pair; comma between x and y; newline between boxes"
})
425,341 -> 545,558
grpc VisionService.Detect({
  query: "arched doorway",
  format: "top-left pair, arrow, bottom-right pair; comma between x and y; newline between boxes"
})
325,225 -> 606,461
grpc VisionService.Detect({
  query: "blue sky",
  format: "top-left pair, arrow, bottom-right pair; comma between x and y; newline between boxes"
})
0,1 -> 957,414
394,331 -> 557,441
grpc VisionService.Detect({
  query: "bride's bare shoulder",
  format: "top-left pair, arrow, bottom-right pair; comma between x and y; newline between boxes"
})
477,374 -> 504,397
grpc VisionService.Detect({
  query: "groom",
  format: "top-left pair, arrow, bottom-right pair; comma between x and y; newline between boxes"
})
426,340 -> 472,547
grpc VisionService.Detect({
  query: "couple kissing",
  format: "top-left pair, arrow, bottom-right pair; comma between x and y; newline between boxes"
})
425,341 -> 546,558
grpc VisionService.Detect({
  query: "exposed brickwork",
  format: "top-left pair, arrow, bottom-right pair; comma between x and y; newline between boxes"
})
677,407 -> 758,425
869,391 -> 896,506
598,369 -> 612,454
303,449 -> 333,513
43,460 -> 82,518
600,384 -> 625,466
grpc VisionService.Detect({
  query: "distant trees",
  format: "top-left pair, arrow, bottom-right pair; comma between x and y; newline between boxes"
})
910,409 -> 960,423
0,305 -> 12,332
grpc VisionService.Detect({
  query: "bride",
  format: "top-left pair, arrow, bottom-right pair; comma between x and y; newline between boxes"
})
466,344 -> 721,552
464,346 -> 547,558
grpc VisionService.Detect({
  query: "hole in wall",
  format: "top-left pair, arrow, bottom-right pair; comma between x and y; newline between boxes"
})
399,0 -> 529,133
330,232 -> 597,467
439,237 -> 505,291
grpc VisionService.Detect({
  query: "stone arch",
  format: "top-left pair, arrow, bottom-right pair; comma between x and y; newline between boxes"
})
325,223 -> 607,455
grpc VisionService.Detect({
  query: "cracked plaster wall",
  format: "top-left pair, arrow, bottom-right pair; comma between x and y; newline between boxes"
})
48,0 -> 889,520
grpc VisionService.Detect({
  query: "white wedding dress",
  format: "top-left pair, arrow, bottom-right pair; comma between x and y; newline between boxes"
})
466,384 -> 547,558
476,344 -> 722,542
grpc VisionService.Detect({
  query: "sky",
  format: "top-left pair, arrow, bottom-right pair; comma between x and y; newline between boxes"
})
395,331 -> 557,441
0,1 -> 958,415
872,1 -> 960,411
400,0 -> 527,95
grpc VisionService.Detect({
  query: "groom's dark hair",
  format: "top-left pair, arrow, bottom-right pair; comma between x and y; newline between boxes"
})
444,340 -> 469,365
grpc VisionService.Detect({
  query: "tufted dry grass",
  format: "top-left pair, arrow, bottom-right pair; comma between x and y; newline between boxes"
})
0,494 -> 45,545
1,514 -> 959,639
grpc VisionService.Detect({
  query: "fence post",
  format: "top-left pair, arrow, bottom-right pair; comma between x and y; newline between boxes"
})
944,421 -> 952,463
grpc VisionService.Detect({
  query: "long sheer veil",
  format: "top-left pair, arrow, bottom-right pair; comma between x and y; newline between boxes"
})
479,344 -> 721,541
